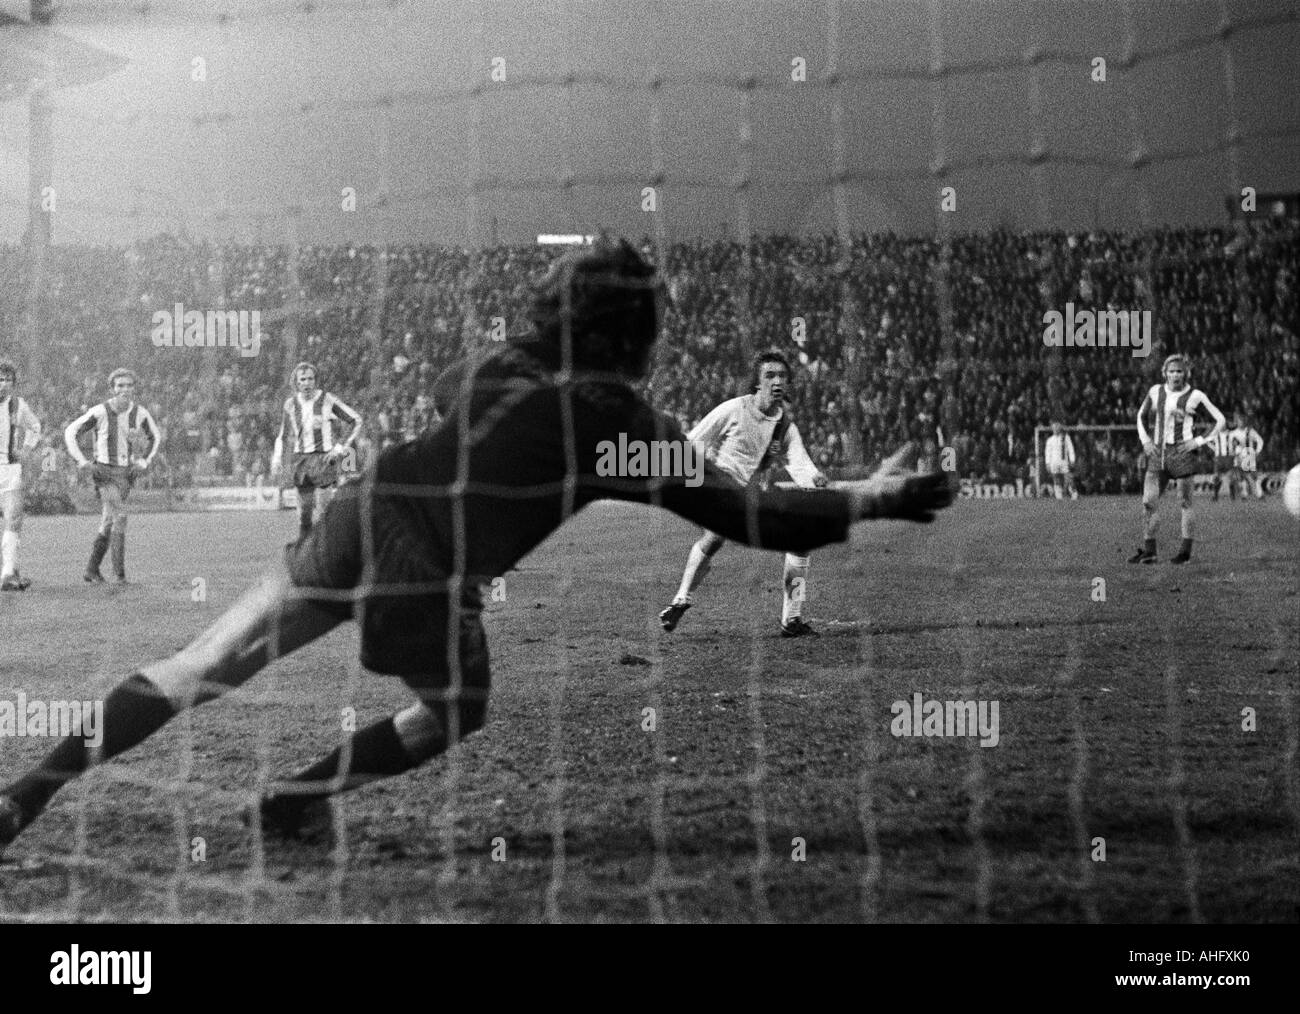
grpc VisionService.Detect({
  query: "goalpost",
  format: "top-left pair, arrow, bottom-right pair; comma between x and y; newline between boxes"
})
1033,424 -> 1138,496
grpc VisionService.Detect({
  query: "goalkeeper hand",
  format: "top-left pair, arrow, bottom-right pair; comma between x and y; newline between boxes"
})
842,443 -> 955,523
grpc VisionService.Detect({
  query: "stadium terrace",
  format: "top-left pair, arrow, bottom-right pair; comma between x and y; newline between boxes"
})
1041,303 -> 1152,358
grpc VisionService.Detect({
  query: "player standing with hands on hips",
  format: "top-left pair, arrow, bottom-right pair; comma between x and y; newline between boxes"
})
64,368 -> 160,584
270,362 -> 363,542
1129,354 -> 1225,565
0,237 -> 954,854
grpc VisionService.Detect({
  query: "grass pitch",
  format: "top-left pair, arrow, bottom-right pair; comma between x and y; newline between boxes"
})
1,495 -> 1297,922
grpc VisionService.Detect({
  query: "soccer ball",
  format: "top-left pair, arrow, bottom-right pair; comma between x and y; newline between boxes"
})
1284,464 -> 1300,520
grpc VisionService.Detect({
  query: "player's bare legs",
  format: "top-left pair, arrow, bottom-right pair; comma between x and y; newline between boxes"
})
660,530 -> 725,631
0,565 -> 346,849
83,488 -> 117,582
1129,469 -> 1162,563
0,484 -> 31,591
1171,478 -> 1194,564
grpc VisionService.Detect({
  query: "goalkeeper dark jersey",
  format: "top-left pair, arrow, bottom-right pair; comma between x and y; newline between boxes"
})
289,340 -> 851,680
377,340 -> 852,582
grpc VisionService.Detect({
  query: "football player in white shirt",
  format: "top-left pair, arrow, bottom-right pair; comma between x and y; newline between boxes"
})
659,351 -> 829,637
64,368 -> 160,583
1129,354 -> 1225,565
1044,421 -> 1077,500
0,359 -> 43,591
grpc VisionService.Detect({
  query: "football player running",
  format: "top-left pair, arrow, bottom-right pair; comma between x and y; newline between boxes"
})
658,351 -> 829,637
0,237 -> 953,853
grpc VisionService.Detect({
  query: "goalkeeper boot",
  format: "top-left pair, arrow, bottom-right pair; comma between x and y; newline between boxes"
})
1127,540 -> 1157,565
658,601 -> 691,632
84,532 -> 110,582
780,618 -> 818,638
1171,539 -> 1193,565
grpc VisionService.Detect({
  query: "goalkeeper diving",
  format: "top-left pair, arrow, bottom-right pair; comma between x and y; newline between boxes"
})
0,237 -> 954,852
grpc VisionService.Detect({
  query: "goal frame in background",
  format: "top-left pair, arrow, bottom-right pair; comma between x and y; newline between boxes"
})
1033,423 -> 1135,494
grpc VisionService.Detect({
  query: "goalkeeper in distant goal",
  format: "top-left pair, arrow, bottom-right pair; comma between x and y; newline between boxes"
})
1129,354 -> 1225,565
658,351 -> 829,638
1044,421 -> 1077,500
0,237 -> 953,854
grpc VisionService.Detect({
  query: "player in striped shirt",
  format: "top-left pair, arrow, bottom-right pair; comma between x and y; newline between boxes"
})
64,368 -> 161,583
270,362 -> 362,540
0,358 -> 43,591
1129,354 -> 1225,565
1228,413 -> 1265,500
658,351 -> 830,637
1205,425 -> 1239,501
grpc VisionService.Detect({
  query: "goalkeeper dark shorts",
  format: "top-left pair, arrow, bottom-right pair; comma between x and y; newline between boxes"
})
284,481 -> 490,700
292,450 -> 342,490
91,463 -> 135,501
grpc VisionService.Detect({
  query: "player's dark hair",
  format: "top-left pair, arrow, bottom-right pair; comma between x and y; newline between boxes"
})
108,367 -> 136,388
526,234 -> 663,379
292,361 -> 319,385
752,350 -> 792,392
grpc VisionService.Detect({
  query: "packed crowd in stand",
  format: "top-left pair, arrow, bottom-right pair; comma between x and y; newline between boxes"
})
1,217 -> 1296,496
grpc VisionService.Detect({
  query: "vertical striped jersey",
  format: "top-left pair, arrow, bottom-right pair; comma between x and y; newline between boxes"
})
1139,384 -> 1215,446
278,391 -> 362,454
0,396 -> 42,466
65,401 -> 160,466
1229,426 -> 1263,470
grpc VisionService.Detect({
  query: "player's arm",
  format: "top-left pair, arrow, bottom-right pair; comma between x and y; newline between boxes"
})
1191,392 -> 1226,448
137,408 -> 161,467
685,400 -> 733,460
328,394 -> 363,455
271,405 -> 291,473
1135,391 -> 1155,455
1248,428 -> 1263,454
64,407 -> 97,469
782,422 -> 828,488
1065,435 -> 1076,466
16,400 -> 41,461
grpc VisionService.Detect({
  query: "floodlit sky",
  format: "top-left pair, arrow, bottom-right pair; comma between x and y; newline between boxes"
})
1,0 -> 1297,245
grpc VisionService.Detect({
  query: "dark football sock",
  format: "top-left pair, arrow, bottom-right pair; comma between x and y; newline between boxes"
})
280,718 -> 416,803
1143,538 -> 1156,554
110,529 -> 126,578
86,532 -> 110,574
1180,538 -> 1193,555
2,675 -> 175,823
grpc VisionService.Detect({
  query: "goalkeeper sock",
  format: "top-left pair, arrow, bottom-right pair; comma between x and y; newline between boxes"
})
674,542 -> 713,605
1,674 -> 175,823
1,530 -> 17,577
280,717 -> 418,802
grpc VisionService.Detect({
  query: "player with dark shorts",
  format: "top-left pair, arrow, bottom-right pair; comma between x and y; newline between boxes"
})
272,362 -> 362,540
0,237 -> 955,852
64,369 -> 161,583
